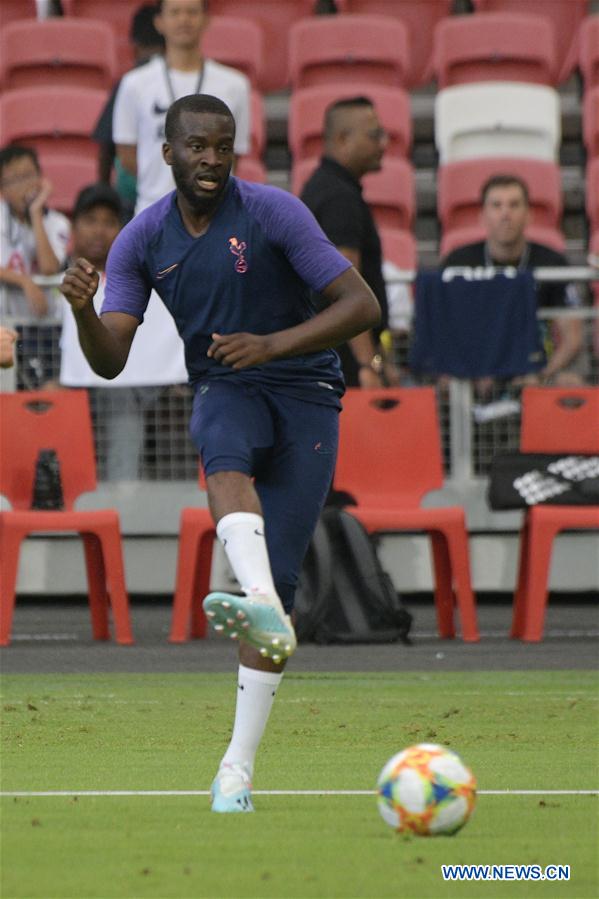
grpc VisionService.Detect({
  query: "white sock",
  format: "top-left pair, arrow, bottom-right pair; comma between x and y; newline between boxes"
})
216,511 -> 279,600
220,664 -> 283,774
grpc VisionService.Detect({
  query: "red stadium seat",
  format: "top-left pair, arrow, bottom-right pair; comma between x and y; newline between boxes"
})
288,84 -> 412,163
208,0 -> 315,92
583,85 -> 599,159
249,89 -> 266,161
292,157 -> 415,232
0,391 -> 133,647
0,1 -> 36,28
587,158 -> 599,233
438,158 -> 563,235
61,0 -> 141,76
202,15 -> 264,88
0,18 -> 118,91
379,228 -> 417,270
441,225 -> 566,259
288,15 -> 409,90
472,0 -> 587,84
362,159 -> 415,231
335,0 -> 452,87
434,13 -> 556,89
0,86 -> 108,165
235,157 -> 267,183
334,388 -> 479,641
511,387 -> 599,642
40,155 -> 99,216
580,15 -> 599,91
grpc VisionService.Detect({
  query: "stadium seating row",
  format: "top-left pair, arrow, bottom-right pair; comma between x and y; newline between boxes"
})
1,80 -> 595,255
0,2 -> 594,91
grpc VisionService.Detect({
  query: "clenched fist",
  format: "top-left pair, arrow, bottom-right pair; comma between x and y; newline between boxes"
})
60,258 -> 100,312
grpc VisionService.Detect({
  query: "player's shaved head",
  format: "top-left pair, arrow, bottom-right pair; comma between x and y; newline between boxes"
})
165,93 -> 235,142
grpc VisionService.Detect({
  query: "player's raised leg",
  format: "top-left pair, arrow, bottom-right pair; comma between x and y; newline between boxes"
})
203,470 -> 297,663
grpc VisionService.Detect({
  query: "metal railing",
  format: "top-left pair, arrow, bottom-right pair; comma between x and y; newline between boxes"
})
1,268 -> 597,482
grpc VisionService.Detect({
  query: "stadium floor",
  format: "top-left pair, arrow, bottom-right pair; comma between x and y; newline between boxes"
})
1,595 -> 597,674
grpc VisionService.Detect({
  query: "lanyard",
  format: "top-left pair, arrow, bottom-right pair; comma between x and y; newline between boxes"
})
484,241 -> 531,270
162,57 -> 205,104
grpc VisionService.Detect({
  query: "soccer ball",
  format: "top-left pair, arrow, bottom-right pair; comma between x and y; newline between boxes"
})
376,743 -> 476,835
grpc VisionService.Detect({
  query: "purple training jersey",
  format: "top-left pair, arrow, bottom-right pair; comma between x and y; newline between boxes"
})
102,177 -> 352,405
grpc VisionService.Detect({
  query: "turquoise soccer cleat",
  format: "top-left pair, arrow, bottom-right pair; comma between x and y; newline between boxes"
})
211,762 -> 254,813
202,591 -> 297,662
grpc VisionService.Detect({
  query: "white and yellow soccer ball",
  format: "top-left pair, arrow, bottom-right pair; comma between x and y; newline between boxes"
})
376,743 -> 476,835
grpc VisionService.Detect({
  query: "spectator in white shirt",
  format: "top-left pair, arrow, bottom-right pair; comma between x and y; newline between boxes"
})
113,0 -> 251,214
0,145 -> 70,386
60,183 -> 186,480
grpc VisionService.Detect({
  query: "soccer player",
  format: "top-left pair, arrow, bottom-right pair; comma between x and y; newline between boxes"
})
60,94 -> 380,813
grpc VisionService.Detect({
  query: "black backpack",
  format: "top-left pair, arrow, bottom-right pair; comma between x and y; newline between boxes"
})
295,507 -> 413,645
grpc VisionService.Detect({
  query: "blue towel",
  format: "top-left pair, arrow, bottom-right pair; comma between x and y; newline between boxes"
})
409,270 -> 546,378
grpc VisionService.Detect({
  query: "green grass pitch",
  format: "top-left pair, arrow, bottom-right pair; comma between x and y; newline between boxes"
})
1,670 -> 598,899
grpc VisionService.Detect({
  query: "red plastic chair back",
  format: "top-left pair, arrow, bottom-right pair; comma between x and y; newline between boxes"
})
38,154 -> 98,217
61,0 -> 141,76
379,228 -> 417,270
0,391 -> 97,512
362,158 -> 415,231
472,0 -> 587,84
288,84 -> 412,163
335,388 -> 444,507
208,0 -> 315,91
438,158 -> 563,234
0,1 -> 36,28
0,18 -> 117,91
0,86 -> 108,163
434,12 -> 556,88
249,89 -> 266,160
580,15 -> 599,91
338,0 -> 452,87
519,388 -> 599,455
235,157 -> 267,183
288,15 -> 408,89
202,15 -> 264,88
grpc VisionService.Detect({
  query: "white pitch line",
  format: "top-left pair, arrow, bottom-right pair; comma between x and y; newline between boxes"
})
1,790 -> 597,798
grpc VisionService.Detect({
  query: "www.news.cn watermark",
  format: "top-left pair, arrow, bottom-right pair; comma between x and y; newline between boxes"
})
442,864 -> 570,882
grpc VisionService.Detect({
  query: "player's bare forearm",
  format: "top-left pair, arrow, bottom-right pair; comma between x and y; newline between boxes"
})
208,267 -> 380,369
61,258 -> 137,378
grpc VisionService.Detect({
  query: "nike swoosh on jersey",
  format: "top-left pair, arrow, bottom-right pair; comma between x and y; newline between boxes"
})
156,263 -> 179,279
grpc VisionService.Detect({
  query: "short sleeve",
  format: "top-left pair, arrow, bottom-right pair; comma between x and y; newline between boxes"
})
245,187 -> 352,291
112,72 -> 138,146
101,222 -> 152,320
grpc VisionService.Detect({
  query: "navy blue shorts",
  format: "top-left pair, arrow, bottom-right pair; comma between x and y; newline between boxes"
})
190,378 -> 339,612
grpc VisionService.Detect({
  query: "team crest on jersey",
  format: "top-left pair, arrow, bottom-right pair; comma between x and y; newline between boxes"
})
228,237 -> 248,273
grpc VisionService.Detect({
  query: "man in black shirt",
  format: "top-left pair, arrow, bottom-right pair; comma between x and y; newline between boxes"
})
442,174 -> 585,386
301,96 -> 400,387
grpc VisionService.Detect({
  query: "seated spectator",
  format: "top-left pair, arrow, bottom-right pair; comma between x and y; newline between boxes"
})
0,145 -> 71,387
92,3 -> 166,219
59,184 -> 187,481
113,0 -> 250,214
300,96 -> 400,387
441,174 -> 586,390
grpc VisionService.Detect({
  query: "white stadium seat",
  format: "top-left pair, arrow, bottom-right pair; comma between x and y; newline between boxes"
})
434,82 -> 561,164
